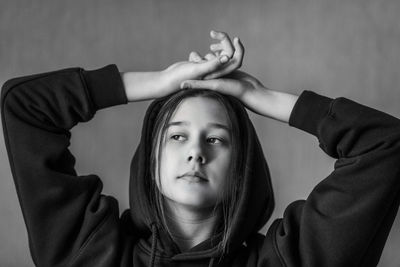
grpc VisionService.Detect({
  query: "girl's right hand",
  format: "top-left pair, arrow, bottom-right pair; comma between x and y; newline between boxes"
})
187,30 -> 244,80
157,30 -> 244,97
122,55 -> 229,102
122,30 -> 244,102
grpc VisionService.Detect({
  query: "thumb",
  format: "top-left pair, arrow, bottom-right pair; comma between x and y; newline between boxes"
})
180,79 -> 234,95
180,79 -> 218,90
181,79 -> 244,98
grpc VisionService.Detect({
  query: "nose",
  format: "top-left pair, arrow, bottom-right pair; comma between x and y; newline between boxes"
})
187,142 -> 206,165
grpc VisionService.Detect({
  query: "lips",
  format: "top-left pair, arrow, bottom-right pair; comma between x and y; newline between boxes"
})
179,171 -> 208,182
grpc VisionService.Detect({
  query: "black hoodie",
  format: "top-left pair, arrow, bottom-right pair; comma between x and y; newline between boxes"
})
2,64 -> 400,267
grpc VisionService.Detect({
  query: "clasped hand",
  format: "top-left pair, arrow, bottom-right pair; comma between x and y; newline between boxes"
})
177,31 -> 275,118
162,30 -> 245,92
122,30 -> 298,122
165,31 -> 266,111
178,30 -> 298,123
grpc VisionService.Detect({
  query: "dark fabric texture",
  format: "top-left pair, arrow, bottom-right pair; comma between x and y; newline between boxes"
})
2,65 -> 400,267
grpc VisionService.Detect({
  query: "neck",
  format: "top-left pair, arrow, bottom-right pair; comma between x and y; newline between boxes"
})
164,200 -> 220,252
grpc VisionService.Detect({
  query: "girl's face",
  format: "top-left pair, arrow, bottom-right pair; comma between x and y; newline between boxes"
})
157,97 -> 232,210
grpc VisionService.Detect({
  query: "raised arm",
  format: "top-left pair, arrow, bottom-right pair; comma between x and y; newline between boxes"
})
183,30 -> 400,265
1,54 -> 240,266
278,91 -> 400,267
1,65 -> 126,266
121,50 -> 237,102
185,68 -> 400,265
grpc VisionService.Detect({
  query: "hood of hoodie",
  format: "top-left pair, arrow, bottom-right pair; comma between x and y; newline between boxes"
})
127,91 -> 275,260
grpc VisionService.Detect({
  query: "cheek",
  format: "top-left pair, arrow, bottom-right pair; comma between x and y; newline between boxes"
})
220,146 -> 232,166
161,144 -> 181,169
156,146 -> 179,191
211,149 -> 232,184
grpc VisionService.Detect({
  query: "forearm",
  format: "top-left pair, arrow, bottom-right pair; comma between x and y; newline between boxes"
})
248,87 -> 299,123
290,90 -> 400,157
121,71 -> 164,102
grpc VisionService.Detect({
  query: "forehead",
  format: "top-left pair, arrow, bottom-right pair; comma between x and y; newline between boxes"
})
170,97 -> 229,125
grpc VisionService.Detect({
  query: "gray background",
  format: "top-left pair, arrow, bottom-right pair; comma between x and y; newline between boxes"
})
1,0 -> 399,266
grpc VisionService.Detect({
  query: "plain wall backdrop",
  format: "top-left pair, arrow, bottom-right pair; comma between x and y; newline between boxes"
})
1,0 -> 399,266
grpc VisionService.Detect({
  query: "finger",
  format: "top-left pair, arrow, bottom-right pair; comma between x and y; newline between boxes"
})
204,37 -> 244,79
231,37 -> 244,68
195,55 -> 229,75
210,43 -> 222,52
204,70 -> 232,80
203,72 -> 221,80
210,30 -> 234,58
181,79 -> 223,91
204,61 -> 238,79
189,51 -> 203,63
210,44 -> 223,57
181,79 -> 241,97
204,63 -> 237,79
204,53 -> 216,61
188,52 -> 196,62
210,30 -> 230,42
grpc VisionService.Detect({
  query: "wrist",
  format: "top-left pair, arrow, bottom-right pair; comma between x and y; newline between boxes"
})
159,68 -> 173,92
251,87 -> 299,123
121,71 -> 163,102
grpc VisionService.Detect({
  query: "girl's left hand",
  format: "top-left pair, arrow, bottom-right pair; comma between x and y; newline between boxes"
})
182,30 -> 298,122
181,70 -> 269,116
181,71 -> 298,123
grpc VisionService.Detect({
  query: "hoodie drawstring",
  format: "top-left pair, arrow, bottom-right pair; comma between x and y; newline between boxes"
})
148,223 -> 158,267
208,257 -> 215,267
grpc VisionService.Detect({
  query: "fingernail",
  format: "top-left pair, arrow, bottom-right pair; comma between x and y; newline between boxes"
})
219,55 -> 228,63
181,82 -> 191,89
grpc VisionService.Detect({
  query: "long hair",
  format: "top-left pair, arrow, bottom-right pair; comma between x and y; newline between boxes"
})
148,89 -> 246,254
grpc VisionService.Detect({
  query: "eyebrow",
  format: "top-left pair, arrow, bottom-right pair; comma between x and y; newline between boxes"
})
167,121 -> 231,132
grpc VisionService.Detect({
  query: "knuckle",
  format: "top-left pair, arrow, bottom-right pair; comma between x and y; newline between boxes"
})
210,44 -> 219,50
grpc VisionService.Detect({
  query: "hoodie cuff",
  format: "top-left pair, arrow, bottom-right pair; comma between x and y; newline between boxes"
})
82,64 -> 128,110
288,90 -> 333,136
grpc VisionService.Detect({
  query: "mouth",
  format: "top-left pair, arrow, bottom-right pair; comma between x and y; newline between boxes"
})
179,171 -> 208,182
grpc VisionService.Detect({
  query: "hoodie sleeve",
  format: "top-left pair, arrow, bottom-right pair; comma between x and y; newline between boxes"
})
1,65 -> 128,267
269,91 -> 400,267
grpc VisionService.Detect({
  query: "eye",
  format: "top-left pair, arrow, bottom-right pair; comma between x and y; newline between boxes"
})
170,134 -> 186,141
207,137 -> 223,144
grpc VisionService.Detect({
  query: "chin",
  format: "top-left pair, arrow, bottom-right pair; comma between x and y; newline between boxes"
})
169,193 -> 216,210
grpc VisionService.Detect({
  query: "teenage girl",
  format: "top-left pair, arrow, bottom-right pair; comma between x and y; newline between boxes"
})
2,31 -> 399,267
